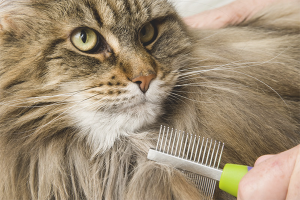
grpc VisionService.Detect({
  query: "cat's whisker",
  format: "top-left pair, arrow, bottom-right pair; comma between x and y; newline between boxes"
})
178,56 -> 287,78
0,97 -> 85,108
17,93 -> 107,138
167,90 -> 215,104
173,83 -> 248,91
176,69 -> 287,106
0,95 -> 70,105
178,62 -> 234,71
3,88 -> 87,99
166,92 -> 189,106
0,88 -> 93,107
175,78 -> 224,85
176,58 -> 210,67
3,84 -> 126,108
175,78 -> 247,86
0,102 -> 70,108
178,60 -> 286,75
224,69 -> 288,106
178,59 -> 251,71
198,29 -> 228,41
162,88 -> 196,106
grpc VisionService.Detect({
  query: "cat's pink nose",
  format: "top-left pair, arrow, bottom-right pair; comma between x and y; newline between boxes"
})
132,74 -> 156,93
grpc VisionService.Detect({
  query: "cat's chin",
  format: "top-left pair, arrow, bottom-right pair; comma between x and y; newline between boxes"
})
72,102 -> 162,153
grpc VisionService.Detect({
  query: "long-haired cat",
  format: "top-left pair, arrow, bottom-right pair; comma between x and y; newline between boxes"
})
0,0 -> 299,199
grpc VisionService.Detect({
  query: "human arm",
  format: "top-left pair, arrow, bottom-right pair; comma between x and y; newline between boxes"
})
183,0 -> 299,29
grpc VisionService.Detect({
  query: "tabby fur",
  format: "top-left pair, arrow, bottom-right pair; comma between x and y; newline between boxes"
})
0,0 -> 299,199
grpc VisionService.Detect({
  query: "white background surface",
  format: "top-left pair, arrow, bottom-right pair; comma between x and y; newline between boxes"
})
169,0 -> 235,17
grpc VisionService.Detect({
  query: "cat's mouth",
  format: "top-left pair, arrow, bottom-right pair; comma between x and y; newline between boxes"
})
107,79 -> 167,112
115,93 -> 156,112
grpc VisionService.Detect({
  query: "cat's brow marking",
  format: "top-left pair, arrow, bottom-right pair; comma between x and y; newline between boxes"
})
91,6 -> 103,27
104,33 -> 120,54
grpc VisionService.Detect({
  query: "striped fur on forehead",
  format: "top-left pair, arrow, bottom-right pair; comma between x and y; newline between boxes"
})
90,0 -> 176,26
27,0 -> 177,27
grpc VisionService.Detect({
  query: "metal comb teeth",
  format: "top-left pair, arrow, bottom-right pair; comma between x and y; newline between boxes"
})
147,126 -> 225,199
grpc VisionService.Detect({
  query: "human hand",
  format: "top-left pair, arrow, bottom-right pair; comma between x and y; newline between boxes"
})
237,144 -> 300,200
183,0 -> 298,29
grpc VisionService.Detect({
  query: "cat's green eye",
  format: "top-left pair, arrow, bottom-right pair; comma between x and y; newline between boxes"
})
139,22 -> 158,46
71,28 -> 99,52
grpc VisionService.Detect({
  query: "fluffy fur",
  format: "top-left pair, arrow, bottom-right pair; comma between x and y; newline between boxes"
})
0,0 -> 299,199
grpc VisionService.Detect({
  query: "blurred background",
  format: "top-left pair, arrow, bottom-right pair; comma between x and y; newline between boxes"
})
169,0 -> 235,17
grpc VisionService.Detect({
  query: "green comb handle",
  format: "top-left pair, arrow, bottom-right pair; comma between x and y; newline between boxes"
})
219,164 -> 253,197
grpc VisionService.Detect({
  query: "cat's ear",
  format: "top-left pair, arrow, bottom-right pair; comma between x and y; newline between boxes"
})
0,16 -> 23,37
0,17 -> 5,34
0,16 -> 14,34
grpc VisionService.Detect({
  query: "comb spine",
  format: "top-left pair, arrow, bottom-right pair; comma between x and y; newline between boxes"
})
147,149 -> 223,181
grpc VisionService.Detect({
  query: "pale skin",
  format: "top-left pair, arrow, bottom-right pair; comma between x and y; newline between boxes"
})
184,0 -> 300,199
238,145 -> 300,200
184,0 -> 299,29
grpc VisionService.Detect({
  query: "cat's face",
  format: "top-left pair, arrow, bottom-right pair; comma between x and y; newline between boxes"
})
0,0 -> 192,151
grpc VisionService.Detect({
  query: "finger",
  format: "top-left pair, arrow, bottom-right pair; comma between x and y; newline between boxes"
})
237,145 -> 299,200
183,0 -> 254,29
286,145 -> 300,200
183,9 -> 232,29
254,154 -> 275,166
183,0 -> 298,29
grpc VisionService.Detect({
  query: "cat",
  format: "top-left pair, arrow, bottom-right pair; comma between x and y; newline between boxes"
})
0,0 -> 299,199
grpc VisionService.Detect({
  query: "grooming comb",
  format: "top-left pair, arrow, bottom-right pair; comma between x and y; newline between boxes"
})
147,126 -> 252,199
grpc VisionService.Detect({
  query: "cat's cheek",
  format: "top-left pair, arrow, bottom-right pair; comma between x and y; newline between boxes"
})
145,79 -> 173,103
122,80 -> 170,109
